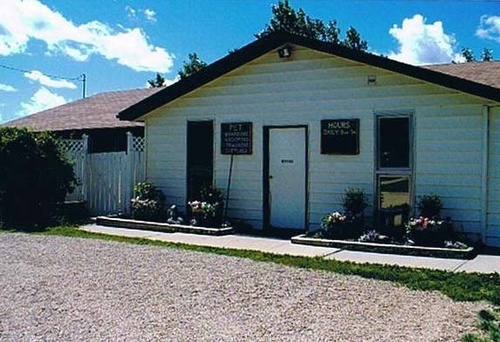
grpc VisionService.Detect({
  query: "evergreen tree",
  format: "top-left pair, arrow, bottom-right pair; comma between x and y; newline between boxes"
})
178,53 -> 208,79
256,0 -> 367,51
147,72 -> 166,88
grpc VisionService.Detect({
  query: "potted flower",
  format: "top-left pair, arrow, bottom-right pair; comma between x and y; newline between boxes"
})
405,194 -> 452,246
320,188 -> 368,240
321,211 -> 349,239
188,185 -> 225,227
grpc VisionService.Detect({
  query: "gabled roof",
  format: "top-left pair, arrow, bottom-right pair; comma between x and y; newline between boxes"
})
118,31 -> 500,122
3,87 -> 162,132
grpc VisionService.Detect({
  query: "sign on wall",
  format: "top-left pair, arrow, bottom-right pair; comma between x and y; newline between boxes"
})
221,122 -> 252,155
321,119 -> 360,155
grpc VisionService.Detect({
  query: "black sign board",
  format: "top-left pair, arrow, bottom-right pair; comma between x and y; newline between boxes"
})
221,122 -> 252,155
321,119 -> 360,155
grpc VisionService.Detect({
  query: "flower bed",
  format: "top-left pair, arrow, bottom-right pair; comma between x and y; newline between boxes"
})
305,190 -> 473,258
96,215 -> 234,236
291,234 -> 476,259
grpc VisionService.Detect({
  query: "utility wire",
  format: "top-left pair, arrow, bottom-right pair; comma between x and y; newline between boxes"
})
0,64 -> 84,81
0,64 -> 87,98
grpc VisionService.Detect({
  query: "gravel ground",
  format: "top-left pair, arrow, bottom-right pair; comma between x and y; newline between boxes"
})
0,233 -> 489,342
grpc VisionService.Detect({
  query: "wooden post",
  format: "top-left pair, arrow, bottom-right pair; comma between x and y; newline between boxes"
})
224,154 -> 234,221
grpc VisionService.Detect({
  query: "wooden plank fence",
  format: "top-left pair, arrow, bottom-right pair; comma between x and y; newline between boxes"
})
59,132 -> 145,216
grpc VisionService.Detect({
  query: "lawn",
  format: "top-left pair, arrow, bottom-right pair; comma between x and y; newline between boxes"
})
2,225 -> 500,341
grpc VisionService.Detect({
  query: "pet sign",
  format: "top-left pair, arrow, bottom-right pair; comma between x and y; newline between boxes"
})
221,122 -> 252,155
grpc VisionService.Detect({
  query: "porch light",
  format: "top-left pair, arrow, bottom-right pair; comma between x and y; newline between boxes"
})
367,75 -> 377,85
278,45 -> 292,58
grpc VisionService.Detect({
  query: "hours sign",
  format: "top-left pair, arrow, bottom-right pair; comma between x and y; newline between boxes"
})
321,119 -> 360,155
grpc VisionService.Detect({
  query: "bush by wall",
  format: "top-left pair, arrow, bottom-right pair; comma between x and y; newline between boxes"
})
0,127 -> 76,228
130,182 -> 166,221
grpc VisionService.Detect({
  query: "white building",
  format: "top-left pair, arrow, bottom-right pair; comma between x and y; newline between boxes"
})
119,32 -> 500,247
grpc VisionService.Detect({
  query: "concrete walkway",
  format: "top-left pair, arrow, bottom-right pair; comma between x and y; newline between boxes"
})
79,224 -> 500,274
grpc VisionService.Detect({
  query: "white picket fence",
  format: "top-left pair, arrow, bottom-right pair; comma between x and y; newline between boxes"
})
59,133 -> 145,216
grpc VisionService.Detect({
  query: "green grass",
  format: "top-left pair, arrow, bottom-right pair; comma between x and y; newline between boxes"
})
462,309 -> 500,342
17,225 -> 498,307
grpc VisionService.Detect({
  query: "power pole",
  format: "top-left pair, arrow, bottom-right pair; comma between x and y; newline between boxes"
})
81,73 -> 87,98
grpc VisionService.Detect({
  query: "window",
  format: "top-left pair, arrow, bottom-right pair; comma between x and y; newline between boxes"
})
376,115 -> 413,230
378,117 -> 410,169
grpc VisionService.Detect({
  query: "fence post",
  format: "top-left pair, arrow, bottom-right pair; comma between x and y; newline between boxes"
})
125,132 -> 134,214
81,134 -> 89,207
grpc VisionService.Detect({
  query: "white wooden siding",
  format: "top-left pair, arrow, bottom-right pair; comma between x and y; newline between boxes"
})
487,107 -> 500,246
414,105 -> 485,237
145,45 -> 496,237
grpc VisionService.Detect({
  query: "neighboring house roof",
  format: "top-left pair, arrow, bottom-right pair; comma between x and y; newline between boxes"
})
423,62 -> 500,89
3,87 -> 162,132
118,31 -> 500,122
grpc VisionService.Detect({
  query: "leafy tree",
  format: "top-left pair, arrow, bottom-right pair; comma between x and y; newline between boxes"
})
0,127 -> 76,228
148,72 -> 166,88
481,48 -> 494,62
256,0 -> 367,51
461,48 -> 475,62
178,53 -> 208,79
461,47 -> 494,62
343,26 -> 368,51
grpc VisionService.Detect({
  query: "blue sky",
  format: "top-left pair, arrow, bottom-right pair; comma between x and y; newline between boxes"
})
1,0 -> 499,124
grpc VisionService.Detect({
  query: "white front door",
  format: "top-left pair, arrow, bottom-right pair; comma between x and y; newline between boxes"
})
268,127 -> 306,229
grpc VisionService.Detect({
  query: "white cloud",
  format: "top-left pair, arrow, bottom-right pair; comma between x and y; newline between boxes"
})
144,9 -> 157,23
125,5 -> 136,18
125,6 -> 157,23
0,83 -> 17,92
24,70 -> 77,89
0,0 -> 174,72
476,15 -> 500,43
387,14 -> 461,65
17,86 -> 68,117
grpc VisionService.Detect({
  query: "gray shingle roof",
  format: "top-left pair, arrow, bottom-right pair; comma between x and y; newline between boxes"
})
423,61 -> 500,89
2,87 -> 162,132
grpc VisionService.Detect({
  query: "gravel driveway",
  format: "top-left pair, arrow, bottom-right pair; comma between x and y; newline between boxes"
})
0,233 -> 488,341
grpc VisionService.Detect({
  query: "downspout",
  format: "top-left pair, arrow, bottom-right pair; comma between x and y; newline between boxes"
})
481,105 -> 490,245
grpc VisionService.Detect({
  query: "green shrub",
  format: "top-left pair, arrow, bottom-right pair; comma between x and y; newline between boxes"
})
417,194 -> 443,218
342,187 -> 368,218
188,185 -> 225,227
0,128 -> 76,228
130,182 -> 166,221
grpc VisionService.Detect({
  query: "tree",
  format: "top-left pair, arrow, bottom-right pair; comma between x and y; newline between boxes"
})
0,128 -> 76,228
481,48 -> 493,62
148,72 -> 166,88
343,26 -> 368,51
461,47 -> 494,62
256,0 -> 367,51
178,53 -> 208,79
461,48 -> 475,62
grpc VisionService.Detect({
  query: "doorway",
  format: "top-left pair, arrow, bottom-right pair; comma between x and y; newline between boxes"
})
376,115 -> 413,233
187,121 -> 213,201
264,126 -> 307,230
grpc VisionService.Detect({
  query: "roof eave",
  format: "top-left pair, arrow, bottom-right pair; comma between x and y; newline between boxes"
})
118,32 -> 500,121
118,33 -> 290,122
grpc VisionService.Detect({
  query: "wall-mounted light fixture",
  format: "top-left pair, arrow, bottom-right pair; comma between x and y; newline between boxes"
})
367,75 -> 377,86
277,45 -> 292,59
